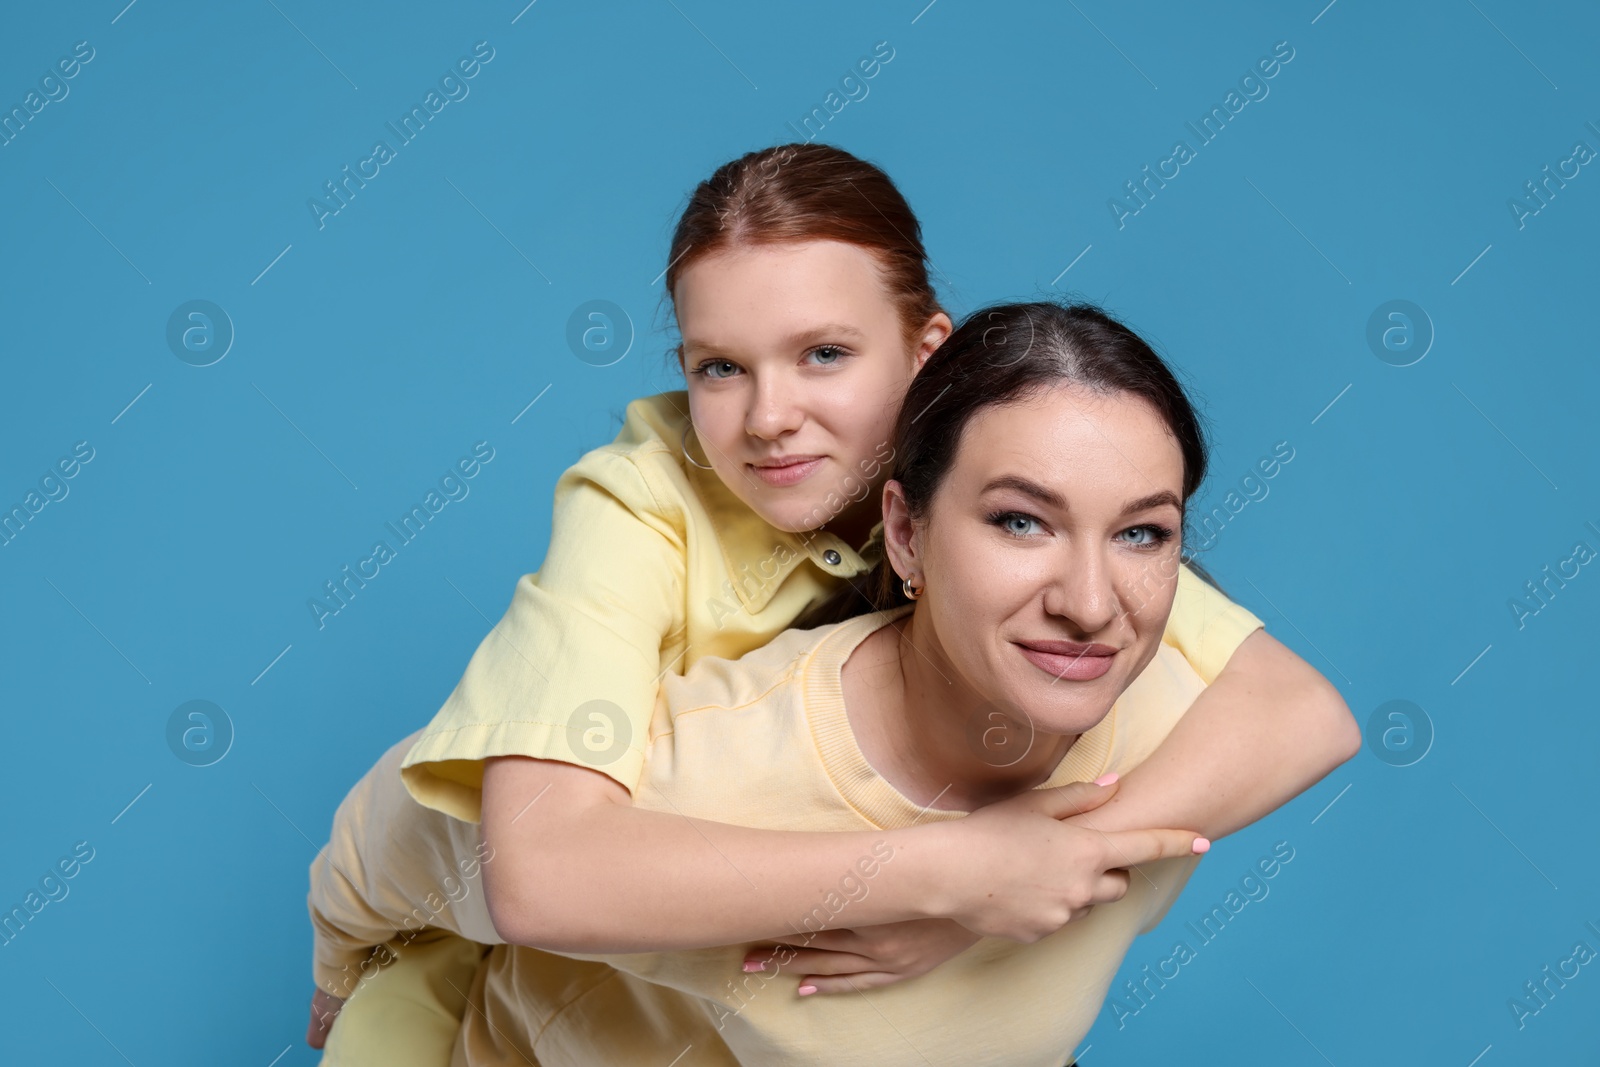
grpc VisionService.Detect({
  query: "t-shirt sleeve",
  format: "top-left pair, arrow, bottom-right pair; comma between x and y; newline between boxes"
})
400,447 -> 687,822
1136,854 -> 1203,936
1160,564 -> 1265,685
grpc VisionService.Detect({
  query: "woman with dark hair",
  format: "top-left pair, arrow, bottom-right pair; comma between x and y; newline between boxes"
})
309,143 -> 1357,1063
310,299 -> 1358,1064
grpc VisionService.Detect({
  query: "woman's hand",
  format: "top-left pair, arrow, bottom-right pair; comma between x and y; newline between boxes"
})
933,775 -> 1208,943
306,989 -> 345,1049
742,918 -> 982,995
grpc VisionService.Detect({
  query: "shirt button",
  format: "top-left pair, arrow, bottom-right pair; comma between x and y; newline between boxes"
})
823,549 -> 842,566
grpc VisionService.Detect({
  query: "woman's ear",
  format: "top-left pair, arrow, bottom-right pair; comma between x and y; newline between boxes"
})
914,312 -> 954,370
881,479 -> 921,584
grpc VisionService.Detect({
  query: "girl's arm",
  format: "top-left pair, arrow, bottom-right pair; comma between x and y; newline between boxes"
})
739,588 -> 1358,995
1064,627 -> 1359,840
479,755 -> 1202,954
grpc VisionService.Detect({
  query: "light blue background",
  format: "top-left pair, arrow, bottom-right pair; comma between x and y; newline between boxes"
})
2,1 -> 1596,1064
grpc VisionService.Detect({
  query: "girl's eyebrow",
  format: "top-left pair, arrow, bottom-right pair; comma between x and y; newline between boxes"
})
681,323 -> 869,359
788,323 -> 868,347
678,337 -> 736,358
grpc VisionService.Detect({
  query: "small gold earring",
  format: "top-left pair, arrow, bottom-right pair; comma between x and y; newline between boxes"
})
902,576 -> 923,600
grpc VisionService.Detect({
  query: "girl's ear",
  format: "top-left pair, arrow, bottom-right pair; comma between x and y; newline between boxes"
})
914,312 -> 954,370
881,479 -> 921,584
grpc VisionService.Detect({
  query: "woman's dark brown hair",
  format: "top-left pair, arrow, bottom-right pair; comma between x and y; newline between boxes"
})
665,143 -> 943,350
798,300 -> 1214,627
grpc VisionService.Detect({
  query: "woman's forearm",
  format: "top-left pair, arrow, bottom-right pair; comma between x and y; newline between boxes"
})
482,756 -> 954,954
1065,629 -> 1360,841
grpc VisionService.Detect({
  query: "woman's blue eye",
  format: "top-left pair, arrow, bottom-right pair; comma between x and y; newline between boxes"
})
990,512 -> 1040,537
1118,524 -> 1172,548
807,345 -> 845,365
699,360 -> 740,379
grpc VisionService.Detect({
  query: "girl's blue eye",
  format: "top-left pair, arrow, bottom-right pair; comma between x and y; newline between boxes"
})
698,360 -> 740,379
807,345 -> 845,365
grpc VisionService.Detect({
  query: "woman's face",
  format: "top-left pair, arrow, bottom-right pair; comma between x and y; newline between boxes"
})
674,239 -> 949,536
889,383 -> 1187,738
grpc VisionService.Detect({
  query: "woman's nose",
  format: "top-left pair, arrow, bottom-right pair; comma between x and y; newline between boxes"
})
1042,545 -> 1120,635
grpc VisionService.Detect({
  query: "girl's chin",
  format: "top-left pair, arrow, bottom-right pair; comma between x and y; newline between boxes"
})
753,505 -> 826,535
754,496 -> 849,535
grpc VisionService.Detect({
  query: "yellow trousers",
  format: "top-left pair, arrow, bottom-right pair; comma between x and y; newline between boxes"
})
310,732 -> 500,1066
318,932 -> 485,1066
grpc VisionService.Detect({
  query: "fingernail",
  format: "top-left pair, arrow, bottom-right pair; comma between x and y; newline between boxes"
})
743,961 -> 765,972
798,984 -> 818,996
1192,837 -> 1211,854
1094,772 -> 1119,787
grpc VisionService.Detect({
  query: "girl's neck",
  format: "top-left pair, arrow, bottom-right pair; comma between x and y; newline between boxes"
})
841,613 -> 1077,813
817,497 -> 883,554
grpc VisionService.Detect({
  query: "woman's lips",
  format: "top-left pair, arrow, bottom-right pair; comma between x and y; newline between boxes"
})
1015,640 -> 1118,681
747,456 -> 825,487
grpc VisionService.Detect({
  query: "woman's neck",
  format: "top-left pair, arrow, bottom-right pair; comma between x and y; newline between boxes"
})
841,613 -> 1078,813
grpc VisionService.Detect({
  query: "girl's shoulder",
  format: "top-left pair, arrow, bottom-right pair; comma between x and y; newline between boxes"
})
558,391 -> 768,550
607,391 -> 693,454
570,390 -> 691,469
553,391 -> 698,520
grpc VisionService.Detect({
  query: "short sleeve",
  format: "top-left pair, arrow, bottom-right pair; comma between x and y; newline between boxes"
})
1160,565 -> 1265,685
400,446 -> 687,822
1136,854 -> 1203,935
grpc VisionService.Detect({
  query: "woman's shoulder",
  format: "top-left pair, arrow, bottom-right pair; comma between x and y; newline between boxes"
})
659,609 -> 904,723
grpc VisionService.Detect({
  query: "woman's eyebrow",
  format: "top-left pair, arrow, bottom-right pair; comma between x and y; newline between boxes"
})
981,475 -> 1065,509
1121,490 -> 1182,515
981,477 -> 1182,517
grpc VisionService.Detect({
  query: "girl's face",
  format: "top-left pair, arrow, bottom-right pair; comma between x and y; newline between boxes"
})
674,240 -> 950,537
886,383 -> 1187,739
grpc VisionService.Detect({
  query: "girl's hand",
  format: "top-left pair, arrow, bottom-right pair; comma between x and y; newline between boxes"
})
935,775 -> 1208,943
306,989 -> 345,1049
743,918 -> 982,995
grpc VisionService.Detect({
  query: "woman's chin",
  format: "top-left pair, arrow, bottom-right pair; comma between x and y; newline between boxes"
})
1010,677 -> 1125,740
1030,702 -> 1118,740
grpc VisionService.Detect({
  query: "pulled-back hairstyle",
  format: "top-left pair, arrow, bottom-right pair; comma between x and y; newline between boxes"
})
799,300 -> 1212,627
665,143 -> 943,350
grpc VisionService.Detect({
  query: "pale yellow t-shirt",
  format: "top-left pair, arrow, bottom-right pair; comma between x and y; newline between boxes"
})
453,607 -> 1218,1066
399,391 -> 1264,823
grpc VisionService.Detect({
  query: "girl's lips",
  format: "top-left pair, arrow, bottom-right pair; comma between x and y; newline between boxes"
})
747,456 -> 825,487
1015,641 -> 1117,681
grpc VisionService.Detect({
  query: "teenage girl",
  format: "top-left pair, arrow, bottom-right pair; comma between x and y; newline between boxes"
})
308,143 -> 1358,1061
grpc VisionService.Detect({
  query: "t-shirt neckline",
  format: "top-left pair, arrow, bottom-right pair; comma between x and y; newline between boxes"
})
801,607 -> 1120,829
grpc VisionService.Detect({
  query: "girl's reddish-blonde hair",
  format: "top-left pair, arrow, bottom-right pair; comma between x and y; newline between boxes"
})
665,143 -> 944,349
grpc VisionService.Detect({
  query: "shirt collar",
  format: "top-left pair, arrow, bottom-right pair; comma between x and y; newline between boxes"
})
683,436 -> 883,615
